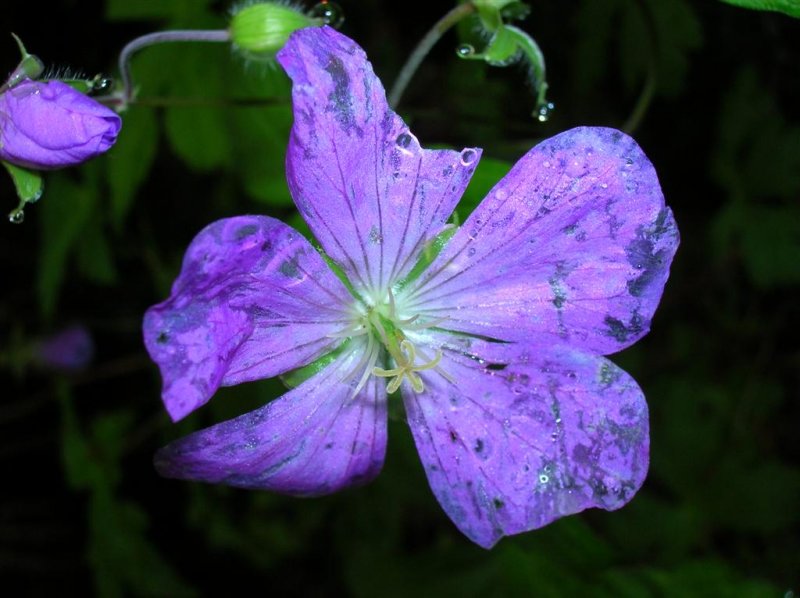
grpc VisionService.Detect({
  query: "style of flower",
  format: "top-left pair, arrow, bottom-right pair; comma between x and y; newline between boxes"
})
0,79 -> 121,170
144,26 -> 679,548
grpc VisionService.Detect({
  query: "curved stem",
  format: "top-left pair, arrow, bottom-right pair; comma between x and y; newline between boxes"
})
623,0 -> 659,134
115,29 -> 231,107
622,66 -> 656,134
388,2 -> 476,109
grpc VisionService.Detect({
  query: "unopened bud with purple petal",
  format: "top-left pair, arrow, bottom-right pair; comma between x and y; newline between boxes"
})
0,79 -> 121,170
33,325 -> 94,372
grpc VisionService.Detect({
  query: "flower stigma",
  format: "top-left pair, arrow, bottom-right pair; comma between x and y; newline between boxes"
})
331,288 -> 449,396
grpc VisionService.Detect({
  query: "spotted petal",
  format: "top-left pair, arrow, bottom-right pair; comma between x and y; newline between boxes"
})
277,26 -> 479,298
403,127 -> 679,355
155,347 -> 387,496
404,336 -> 649,548
144,216 -> 353,422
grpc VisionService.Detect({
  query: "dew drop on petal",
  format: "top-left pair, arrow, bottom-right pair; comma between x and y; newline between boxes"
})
309,1 -> 345,27
460,149 -> 477,166
456,43 -> 475,58
395,132 -> 413,148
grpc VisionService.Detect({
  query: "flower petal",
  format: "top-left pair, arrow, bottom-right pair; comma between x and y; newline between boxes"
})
404,337 -> 649,548
154,346 -> 387,496
404,127 -> 679,354
277,26 -> 478,297
144,216 -> 353,422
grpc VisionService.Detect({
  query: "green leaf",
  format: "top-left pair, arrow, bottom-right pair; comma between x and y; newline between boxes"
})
574,0 -> 702,99
105,0 -> 215,20
719,0 -> 800,18
712,68 -> 800,201
228,66 -> 294,206
59,386 -> 196,597
2,160 -> 43,203
37,173 -> 97,318
739,205 -> 800,288
232,104 -> 294,205
76,213 -> 118,285
106,105 -> 158,228
161,46 -> 233,171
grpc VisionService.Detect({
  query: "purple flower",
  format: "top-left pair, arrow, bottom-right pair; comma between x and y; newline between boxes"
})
33,325 -> 94,371
0,79 -> 121,170
144,27 -> 678,548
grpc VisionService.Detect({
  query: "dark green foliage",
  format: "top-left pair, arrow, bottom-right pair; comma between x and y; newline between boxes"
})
1,0 -> 797,595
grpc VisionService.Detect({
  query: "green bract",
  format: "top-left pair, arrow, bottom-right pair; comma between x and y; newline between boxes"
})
230,2 -> 314,61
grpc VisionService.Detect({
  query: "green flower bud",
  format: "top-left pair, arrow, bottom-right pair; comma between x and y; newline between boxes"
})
230,2 -> 313,62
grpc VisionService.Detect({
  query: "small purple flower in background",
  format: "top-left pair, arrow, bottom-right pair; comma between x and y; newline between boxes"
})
33,324 -> 94,372
144,27 -> 678,548
0,79 -> 121,170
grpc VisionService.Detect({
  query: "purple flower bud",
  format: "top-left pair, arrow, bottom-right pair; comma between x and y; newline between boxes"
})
0,79 -> 121,170
33,325 -> 95,371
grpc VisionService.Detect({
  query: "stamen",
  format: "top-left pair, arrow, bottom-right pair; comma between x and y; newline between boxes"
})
327,321 -> 369,338
402,315 -> 449,331
351,339 -> 380,397
372,338 -> 442,394
342,334 -> 375,383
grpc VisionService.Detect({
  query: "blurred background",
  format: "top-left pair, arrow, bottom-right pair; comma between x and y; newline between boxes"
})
1,0 -> 798,595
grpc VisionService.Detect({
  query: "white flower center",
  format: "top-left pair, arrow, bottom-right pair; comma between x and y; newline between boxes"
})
330,288 -> 447,395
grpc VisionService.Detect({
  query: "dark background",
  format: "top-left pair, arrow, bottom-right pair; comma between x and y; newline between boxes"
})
1,0 -> 798,595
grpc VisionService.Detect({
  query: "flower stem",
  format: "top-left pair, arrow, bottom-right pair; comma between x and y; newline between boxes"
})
388,2 -> 476,109
114,29 -> 231,108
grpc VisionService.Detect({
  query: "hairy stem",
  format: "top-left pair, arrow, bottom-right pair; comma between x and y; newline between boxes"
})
388,2 -> 476,109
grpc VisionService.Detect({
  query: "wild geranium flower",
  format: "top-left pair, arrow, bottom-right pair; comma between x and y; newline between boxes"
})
0,79 -> 121,170
144,26 -> 678,548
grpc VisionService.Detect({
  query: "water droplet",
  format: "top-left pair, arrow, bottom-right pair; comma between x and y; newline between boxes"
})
90,75 -> 113,95
538,473 -> 550,484
543,161 -> 551,168
395,132 -> 413,148
460,148 -> 477,166
309,1 -> 344,28
600,183 -> 608,189
536,101 -> 555,123
8,208 -> 24,224
494,189 -> 508,201
467,247 -> 476,257
455,44 -> 475,58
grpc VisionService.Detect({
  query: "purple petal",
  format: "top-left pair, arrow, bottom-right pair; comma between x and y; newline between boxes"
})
155,347 -> 387,496
277,27 -> 478,296
0,80 -> 121,170
144,216 -> 354,422
404,336 -> 649,548
403,127 -> 679,354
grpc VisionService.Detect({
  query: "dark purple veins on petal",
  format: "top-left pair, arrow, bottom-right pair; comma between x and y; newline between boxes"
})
154,348 -> 388,497
143,215 -> 353,422
403,338 -> 649,548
